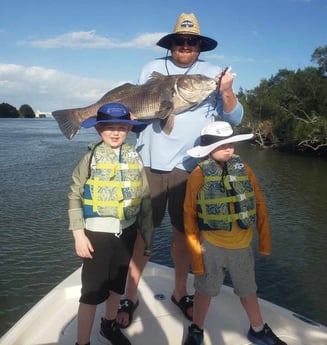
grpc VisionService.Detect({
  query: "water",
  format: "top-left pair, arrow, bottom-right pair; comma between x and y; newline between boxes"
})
0,118 -> 326,337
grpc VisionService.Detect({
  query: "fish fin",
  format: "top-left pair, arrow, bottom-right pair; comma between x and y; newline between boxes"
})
155,100 -> 174,119
148,71 -> 164,81
160,114 -> 175,135
52,109 -> 80,140
98,83 -> 135,101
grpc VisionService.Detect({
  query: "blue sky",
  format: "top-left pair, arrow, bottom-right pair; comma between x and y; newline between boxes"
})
0,0 -> 326,113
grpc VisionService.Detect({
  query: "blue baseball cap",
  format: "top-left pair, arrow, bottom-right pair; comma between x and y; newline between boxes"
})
81,103 -> 147,133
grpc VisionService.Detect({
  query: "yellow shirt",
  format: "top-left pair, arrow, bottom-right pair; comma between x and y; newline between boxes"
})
184,162 -> 272,275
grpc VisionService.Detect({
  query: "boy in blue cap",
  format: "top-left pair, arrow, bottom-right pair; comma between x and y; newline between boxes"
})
68,103 -> 153,345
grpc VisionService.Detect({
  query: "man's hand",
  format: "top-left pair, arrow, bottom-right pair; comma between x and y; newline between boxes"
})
215,67 -> 238,113
214,67 -> 236,93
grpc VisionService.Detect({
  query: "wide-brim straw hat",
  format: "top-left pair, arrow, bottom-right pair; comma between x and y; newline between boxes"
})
156,13 -> 218,52
81,103 -> 147,133
187,121 -> 253,158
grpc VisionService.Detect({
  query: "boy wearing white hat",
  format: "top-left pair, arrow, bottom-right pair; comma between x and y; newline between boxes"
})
183,121 -> 287,345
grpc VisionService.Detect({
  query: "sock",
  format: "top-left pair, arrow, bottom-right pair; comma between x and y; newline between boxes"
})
190,323 -> 203,333
252,324 -> 264,333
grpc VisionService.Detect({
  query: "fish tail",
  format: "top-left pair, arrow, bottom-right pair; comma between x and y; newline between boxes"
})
52,109 -> 81,140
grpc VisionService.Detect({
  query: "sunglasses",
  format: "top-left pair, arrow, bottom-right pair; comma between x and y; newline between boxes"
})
173,37 -> 200,47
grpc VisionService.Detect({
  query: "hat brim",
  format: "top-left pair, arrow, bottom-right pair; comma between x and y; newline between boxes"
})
156,33 -> 217,52
187,133 -> 254,158
81,117 -> 147,133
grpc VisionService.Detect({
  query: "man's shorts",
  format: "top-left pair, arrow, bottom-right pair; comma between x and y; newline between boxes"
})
79,223 -> 137,305
145,167 -> 190,232
194,239 -> 257,297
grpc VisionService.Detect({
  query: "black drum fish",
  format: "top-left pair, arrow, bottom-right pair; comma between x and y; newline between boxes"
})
52,72 -> 217,139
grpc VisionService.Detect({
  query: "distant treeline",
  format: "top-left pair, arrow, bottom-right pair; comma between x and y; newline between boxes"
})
0,103 -> 35,118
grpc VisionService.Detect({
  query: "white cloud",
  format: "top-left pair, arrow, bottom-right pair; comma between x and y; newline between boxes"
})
207,53 -> 255,63
18,30 -> 166,50
0,63 -> 117,112
206,53 -> 225,61
0,30 -> 167,114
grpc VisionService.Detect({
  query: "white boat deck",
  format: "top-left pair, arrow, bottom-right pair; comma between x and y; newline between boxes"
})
1,263 -> 327,345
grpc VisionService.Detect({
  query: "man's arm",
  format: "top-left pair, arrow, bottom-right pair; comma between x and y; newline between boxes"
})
215,68 -> 244,126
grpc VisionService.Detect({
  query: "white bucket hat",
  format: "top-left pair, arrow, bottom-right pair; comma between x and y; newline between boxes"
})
187,121 -> 253,158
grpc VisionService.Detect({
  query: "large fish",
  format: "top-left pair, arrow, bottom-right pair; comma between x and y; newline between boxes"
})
52,72 -> 217,139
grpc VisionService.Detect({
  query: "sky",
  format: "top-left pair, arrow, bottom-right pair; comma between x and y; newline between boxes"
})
0,0 -> 326,113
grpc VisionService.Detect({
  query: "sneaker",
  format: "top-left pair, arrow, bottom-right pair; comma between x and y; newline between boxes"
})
247,323 -> 287,345
184,324 -> 204,345
100,318 -> 131,345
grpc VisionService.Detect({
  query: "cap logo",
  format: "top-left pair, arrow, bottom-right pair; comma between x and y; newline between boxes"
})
104,106 -> 126,115
180,20 -> 194,28
213,124 -> 233,136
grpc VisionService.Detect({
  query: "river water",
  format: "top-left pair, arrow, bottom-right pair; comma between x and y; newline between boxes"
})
0,118 -> 326,337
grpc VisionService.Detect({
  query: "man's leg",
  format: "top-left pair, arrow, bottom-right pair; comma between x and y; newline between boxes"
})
116,230 -> 149,327
168,168 -> 193,320
171,226 -> 193,319
171,227 -> 190,300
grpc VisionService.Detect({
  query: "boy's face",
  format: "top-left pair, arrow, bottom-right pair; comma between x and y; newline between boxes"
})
96,123 -> 132,148
210,143 -> 235,162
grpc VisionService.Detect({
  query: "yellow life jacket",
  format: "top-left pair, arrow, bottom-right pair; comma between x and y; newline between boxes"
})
83,142 -> 143,220
197,155 -> 256,231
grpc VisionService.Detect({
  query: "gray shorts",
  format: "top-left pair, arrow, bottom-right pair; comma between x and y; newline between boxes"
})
194,239 -> 257,297
145,167 -> 189,232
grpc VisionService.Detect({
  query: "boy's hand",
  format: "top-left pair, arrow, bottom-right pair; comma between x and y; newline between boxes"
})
72,229 -> 94,258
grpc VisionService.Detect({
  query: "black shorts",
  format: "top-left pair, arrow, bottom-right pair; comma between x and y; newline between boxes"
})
145,167 -> 190,232
79,223 -> 137,305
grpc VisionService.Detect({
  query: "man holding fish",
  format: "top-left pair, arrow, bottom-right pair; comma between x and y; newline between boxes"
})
117,12 -> 244,329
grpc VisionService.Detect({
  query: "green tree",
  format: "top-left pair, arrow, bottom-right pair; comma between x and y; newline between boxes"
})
19,104 -> 35,118
311,45 -> 327,76
237,49 -> 327,156
0,103 -> 19,118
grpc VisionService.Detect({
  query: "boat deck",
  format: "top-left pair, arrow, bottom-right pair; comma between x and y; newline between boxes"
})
1,263 -> 327,345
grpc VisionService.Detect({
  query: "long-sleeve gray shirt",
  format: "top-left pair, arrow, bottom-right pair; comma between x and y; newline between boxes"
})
68,145 -> 154,256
